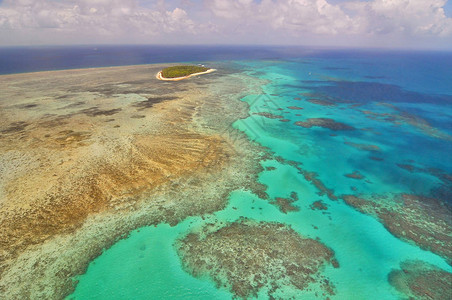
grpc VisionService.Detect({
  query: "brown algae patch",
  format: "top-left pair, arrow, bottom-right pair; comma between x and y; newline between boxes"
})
388,260 -> 452,300
271,191 -> 300,213
287,106 -> 303,110
1,121 -> 29,134
268,155 -> 338,201
295,118 -> 355,131
306,99 -> 336,106
130,114 -> 146,119
80,107 -> 122,117
54,130 -> 92,146
176,219 -> 337,299
342,194 -> 452,265
254,112 -> 284,119
344,141 -> 381,152
344,171 -> 365,180
132,96 -> 178,110
396,163 -> 417,172
302,170 -> 338,201
310,200 -> 328,211
369,156 -> 384,161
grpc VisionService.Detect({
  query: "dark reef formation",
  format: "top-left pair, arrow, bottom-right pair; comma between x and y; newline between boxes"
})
301,171 -> 338,201
344,141 -> 381,152
306,99 -> 336,106
389,260 -> 452,300
342,194 -> 452,265
344,171 -> 365,180
310,200 -> 328,211
396,163 -> 452,188
295,118 -> 355,131
177,219 -> 337,299
271,191 -> 300,213
267,155 -> 338,202
302,80 -> 452,106
361,106 -> 452,141
369,156 -> 384,161
254,112 -> 284,119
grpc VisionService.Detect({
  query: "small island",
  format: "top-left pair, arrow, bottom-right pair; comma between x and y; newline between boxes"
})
156,65 -> 216,81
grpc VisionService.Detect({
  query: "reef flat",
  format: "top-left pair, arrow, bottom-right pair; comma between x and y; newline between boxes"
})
0,64 -> 267,298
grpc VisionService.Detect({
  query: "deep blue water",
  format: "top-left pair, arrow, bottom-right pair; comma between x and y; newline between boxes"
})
2,45 -> 452,79
0,45 -> 292,74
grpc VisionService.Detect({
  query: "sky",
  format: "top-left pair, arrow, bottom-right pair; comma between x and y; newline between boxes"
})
0,0 -> 451,49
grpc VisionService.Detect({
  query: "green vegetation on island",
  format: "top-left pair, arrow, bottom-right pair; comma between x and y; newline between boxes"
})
161,65 -> 209,78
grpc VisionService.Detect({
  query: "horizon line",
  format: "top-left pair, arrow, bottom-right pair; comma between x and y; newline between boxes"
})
0,43 -> 451,53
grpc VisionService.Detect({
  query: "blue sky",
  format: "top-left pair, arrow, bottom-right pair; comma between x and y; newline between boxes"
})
0,0 -> 451,49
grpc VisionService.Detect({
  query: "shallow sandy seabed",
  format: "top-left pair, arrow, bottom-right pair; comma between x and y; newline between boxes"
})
0,64 -> 268,299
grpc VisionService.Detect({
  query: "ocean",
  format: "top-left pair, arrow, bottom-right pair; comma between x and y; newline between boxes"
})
1,46 -> 451,299
0,45 -> 310,75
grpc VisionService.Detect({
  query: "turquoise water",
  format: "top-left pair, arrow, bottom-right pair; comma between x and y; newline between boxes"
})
69,52 -> 452,299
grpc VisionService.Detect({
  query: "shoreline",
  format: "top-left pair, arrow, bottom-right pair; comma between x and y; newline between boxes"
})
156,68 -> 216,81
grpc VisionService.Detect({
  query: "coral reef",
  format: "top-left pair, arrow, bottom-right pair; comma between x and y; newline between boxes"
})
389,260 -> 452,300
310,200 -> 328,211
344,141 -> 381,152
306,99 -> 336,106
272,191 -> 300,213
342,194 -> 452,265
177,219 -> 337,299
361,105 -> 452,141
295,118 -> 354,131
344,171 -> 365,180
254,112 -> 284,119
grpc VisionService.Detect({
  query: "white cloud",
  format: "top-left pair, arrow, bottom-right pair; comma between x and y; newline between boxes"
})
0,0 -> 200,43
0,0 -> 451,47
344,0 -> 452,36
206,0 -> 452,37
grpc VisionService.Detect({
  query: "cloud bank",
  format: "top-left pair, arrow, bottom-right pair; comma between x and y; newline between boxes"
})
0,0 -> 451,48
0,0 -> 203,44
